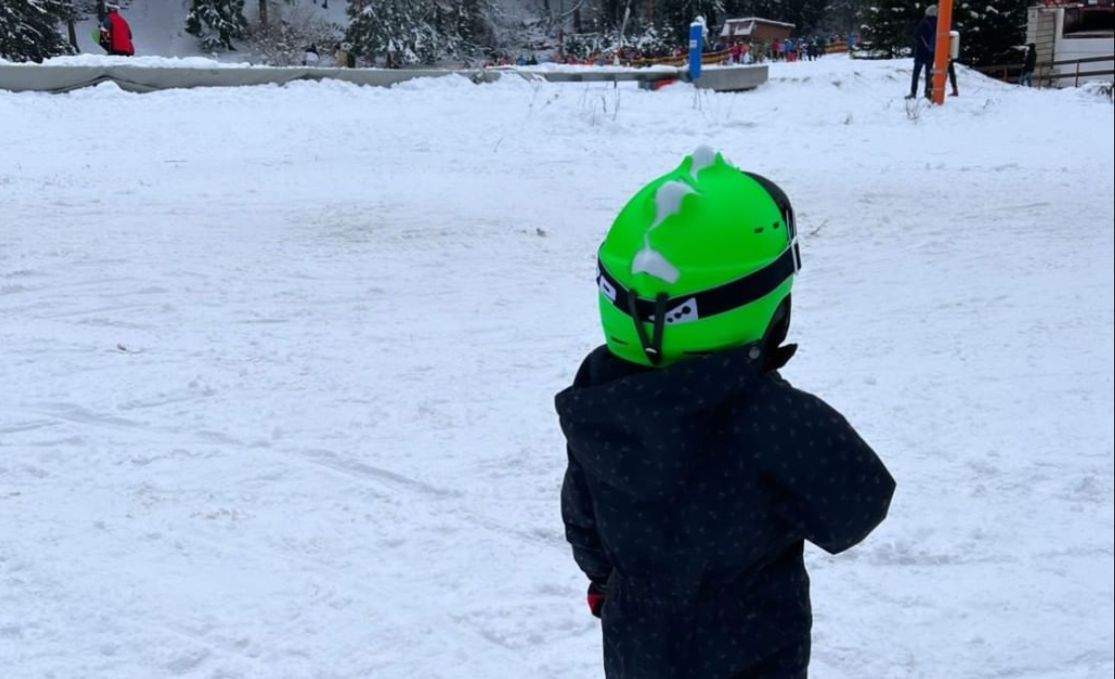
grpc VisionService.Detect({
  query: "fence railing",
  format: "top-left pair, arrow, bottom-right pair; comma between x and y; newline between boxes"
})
631,49 -> 732,68
974,54 -> 1115,86
1048,54 -> 1115,87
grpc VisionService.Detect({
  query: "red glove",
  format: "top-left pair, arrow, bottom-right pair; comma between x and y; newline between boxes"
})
586,581 -> 606,618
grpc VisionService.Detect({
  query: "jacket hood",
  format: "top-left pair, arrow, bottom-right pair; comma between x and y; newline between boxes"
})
555,343 -> 772,500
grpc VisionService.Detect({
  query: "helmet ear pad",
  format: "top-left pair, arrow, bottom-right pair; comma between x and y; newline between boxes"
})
760,294 -> 796,371
763,294 -> 792,351
744,171 -> 795,358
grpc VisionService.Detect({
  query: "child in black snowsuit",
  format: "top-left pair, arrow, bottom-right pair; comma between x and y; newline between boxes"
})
555,154 -> 895,678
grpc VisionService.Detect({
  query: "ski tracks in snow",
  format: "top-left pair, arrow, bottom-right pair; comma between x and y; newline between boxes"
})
1,56 -> 1112,678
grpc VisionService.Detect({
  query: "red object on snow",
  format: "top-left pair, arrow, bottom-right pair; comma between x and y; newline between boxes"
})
106,11 -> 134,56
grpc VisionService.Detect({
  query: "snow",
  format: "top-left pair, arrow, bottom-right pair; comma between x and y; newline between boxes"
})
1,55 -> 1113,678
512,62 -> 682,73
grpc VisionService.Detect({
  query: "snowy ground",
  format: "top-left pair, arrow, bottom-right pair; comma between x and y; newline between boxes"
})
1,56 -> 1113,678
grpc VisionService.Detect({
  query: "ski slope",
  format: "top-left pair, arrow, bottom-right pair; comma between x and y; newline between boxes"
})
1,57 -> 1113,678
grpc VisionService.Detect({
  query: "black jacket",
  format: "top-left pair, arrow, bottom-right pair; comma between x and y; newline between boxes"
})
914,16 -> 936,61
556,344 -> 895,678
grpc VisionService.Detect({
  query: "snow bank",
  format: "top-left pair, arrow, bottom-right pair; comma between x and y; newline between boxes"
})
511,62 -> 680,74
0,55 -> 1112,679
33,54 -> 254,68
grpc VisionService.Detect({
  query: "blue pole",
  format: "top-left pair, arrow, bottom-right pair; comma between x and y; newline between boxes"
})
688,20 -> 704,82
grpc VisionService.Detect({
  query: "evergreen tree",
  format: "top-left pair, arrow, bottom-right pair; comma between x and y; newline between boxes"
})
951,0 -> 1026,65
860,0 -> 931,57
345,0 -> 490,65
722,0 -> 834,36
658,0 -> 724,43
186,0 -> 249,51
345,0 -> 439,64
823,0 -> 860,34
0,0 -> 74,63
860,0 -> 1025,64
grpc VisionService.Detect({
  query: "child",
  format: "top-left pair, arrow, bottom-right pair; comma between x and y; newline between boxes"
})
98,3 -> 134,57
555,148 -> 895,678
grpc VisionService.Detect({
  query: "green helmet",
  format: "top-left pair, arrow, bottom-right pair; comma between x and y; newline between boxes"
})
597,147 -> 801,367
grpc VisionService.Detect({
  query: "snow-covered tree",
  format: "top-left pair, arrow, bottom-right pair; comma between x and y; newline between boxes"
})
721,0 -> 837,36
344,0 -> 490,66
186,0 -> 249,51
442,0 -> 494,53
859,0 -> 931,57
951,0 -> 1026,65
657,0 -> 725,43
345,0 -> 438,64
0,0 -> 74,63
823,0 -> 861,34
860,0 -> 1025,64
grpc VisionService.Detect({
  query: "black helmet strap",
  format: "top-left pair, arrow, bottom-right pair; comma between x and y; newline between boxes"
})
625,290 -> 669,365
598,243 -> 799,325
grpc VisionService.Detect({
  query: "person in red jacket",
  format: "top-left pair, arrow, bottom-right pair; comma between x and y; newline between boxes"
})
99,3 -> 135,57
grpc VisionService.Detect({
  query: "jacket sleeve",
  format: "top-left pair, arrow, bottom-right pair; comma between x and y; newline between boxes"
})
759,387 -> 896,555
561,448 -> 612,583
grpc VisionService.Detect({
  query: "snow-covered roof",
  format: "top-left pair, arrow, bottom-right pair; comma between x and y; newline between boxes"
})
719,17 -> 796,37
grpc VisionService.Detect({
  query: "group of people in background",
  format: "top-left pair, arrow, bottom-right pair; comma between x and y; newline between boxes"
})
725,35 -> 842,65
770,36 -> 831,62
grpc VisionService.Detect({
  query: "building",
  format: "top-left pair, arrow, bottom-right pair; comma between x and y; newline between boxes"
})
1027,1 -> 1114,86
718,18 -> 796,46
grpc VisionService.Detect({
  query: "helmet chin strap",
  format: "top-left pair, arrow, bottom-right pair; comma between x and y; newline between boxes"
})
626,291 -> 669,365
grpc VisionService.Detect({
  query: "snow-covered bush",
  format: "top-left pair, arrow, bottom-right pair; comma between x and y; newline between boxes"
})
251,6 -> 342,66
562,23 -> 673,62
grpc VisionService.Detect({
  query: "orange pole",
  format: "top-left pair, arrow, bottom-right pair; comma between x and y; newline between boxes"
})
931,0 -> 954,105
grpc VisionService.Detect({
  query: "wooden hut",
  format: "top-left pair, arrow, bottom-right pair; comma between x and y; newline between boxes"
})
718,17 -> 796,46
